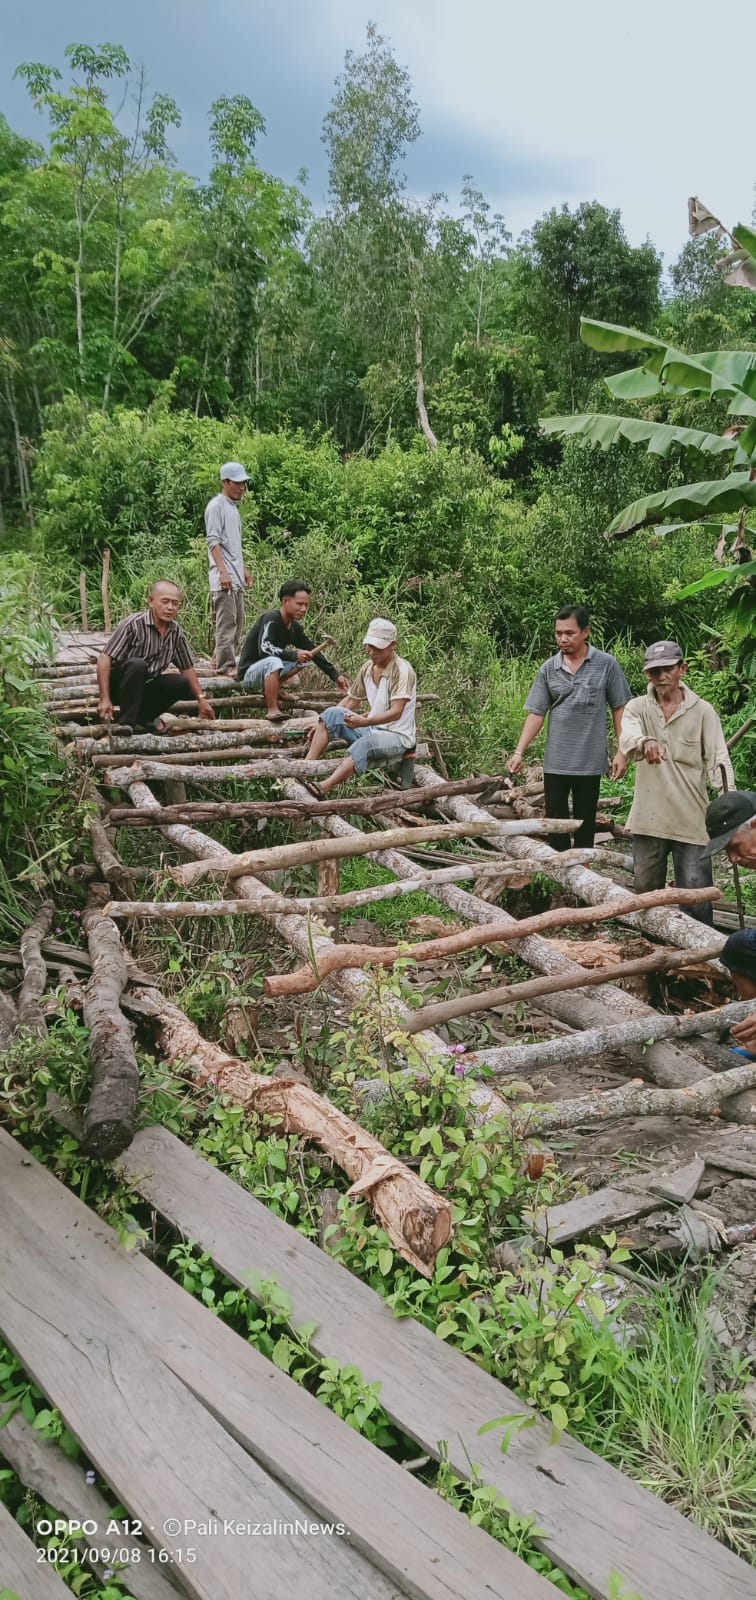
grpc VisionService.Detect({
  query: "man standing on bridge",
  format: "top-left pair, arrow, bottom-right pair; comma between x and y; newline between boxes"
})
508,605 -> 630,849
619,640 -> 733,925
205,461 -> 253,675
97,580 -> 215,732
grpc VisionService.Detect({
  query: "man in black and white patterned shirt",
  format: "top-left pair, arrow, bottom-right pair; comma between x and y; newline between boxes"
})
97,580 -> 215,732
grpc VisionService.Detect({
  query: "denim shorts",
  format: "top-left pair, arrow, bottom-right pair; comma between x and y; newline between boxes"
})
318,705 -> 407,776
241,656 -> 300,689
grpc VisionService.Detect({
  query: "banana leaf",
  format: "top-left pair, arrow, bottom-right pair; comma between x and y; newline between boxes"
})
677,559 -> 756,596
606,471 -> 756,539
539,413 -> 736,459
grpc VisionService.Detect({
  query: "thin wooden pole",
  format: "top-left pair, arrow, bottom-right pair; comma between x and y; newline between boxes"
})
101,547 -> 111,632
104,774 -> 504,827
79,571 -> 89,632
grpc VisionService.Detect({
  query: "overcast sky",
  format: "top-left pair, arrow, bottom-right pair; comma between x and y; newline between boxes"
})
2,0 -> 754,268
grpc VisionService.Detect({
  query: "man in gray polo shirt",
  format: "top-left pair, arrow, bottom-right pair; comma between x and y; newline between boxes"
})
508,604 -> 631,850
205,462 -> 253,675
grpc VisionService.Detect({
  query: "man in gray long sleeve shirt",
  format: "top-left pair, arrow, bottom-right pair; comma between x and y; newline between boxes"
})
205,461 -> 253,673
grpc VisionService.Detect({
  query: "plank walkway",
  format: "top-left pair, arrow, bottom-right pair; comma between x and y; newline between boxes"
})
0,1128 -> 552,1600
117,1127 -> 754,1600
0,1499 -> 72,1600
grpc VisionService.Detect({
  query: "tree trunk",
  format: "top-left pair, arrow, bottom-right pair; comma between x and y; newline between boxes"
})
124,986 -> 452,1278
104,772 -> 501,827
498,1061 -> 756,1137
104,757 -> 357,786
263,887 -> 719,999
466,998 -> 756,1078
82,892 -> 140,1158
15,901 -> 53,1039
171,818 -> 577,889
79,725 -> 303,758
413,306 -> 438,450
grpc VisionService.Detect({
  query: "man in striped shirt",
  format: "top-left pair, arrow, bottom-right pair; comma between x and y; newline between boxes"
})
97,581 -> 215,732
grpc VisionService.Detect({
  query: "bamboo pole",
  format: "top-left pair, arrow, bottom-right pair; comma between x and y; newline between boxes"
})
265,887 -> 720,998
405,941 -> 727,1034
102,774 -> 503,827
170,818 -> 580,889
466,1000 -> 756,1080
103,859 -> 529,920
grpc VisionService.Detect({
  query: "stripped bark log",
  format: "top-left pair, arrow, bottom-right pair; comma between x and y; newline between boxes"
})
172,818 -> 579,888
16,901 -> 53,1038
81,892 -> 140,1157
104,757 -> 361,786
264,888 -> 719,998
66,716 -> 318,740
466,998 -> 756,1078
405,941 -> 726,1034
413,764 -> 727,958
103,861 -> 533,921
105,774 -> 504,827
280,777 -> 733,1096
500,1062 -> 756,1137
79,725 -> 305,757
123,985 -> 451,1276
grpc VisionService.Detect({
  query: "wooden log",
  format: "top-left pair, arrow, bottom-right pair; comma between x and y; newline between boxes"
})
103,861 -> 528,921
79,569 -> 88,631
101,545 -> 111,631
0,1399 -> 179,1600
81,892 -> 140,1157
405,940 -> 726,1034
494,1060 -> 756,1137
104,773 -> 504,827
536,1161 -> 705,1247
49,673 -> 241,702
125,778 -> 470,1100
466,998 -> 756,1079
68,714 -> 319,739
318,856 -> 340,933
91,740 -> 310,767
15,900 -> 53,1038
125,986 -> 452,1278
264,887 -> 720,998
104,756 -> 356,785
0,992 -> 17,1050
281,777 -> 734,1098
728,715 -> 755,752
172,818 -> 579,889
413,764 -> 727,958
79,723 -> 307,756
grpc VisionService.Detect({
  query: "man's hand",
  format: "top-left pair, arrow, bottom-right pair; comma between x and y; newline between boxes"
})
198,696 -> 216,721
642,739 -> 666,764
295,648 -> 313,664
336,674 -> 350,693
243,568 -> 253,589
610,751 -> 628,781
343,710 -> 366,729
507,751 -> 525,775
98,697 -> 114,722
731,1015 -> 756,1054
219,572 -> 233,593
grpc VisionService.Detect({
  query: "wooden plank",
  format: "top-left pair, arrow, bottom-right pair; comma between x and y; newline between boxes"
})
0,1132 -> 550,1600
117,1127 -> 753,1600
0,1167 -> 399,1600
0,1401 -> 181,1600
0,1499 -> 71,1599
536,1178 -> 664,1246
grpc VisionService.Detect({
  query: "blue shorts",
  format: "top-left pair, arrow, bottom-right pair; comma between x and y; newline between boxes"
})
318,705 -> 407,776
241,656 -> 300,689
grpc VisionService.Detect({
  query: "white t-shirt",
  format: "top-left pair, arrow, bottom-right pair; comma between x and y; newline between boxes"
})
205,493 -> 245,594
351,655 -> 417,749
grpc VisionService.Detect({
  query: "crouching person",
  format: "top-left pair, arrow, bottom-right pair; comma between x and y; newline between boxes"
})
306,618 -> 416,797
97,580 -> 215,732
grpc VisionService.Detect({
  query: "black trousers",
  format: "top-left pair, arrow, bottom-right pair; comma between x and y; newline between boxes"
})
543,772 -> 602,851
110,659 -> 193,727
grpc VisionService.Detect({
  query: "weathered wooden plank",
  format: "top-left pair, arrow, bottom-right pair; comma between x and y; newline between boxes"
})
118,1127 -> 753,1600
0,1400 -> 181,1600
536,1177 -> 664,1246
0,1166 -> 399,1599
0,1499 -> 71,1599
0,1132 -> 550,1600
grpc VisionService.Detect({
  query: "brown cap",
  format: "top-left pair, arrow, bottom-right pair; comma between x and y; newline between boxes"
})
643,640 -> 683,668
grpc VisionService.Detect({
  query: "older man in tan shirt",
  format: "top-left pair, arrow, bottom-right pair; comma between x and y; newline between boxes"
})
619,639 -> 733,924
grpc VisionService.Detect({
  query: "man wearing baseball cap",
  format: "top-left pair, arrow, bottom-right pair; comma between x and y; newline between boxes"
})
306,618 -> 417,795
204,463 -> 253,675
619,640 -> 733,923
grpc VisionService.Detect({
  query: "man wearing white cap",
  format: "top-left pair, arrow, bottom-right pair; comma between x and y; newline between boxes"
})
619,639 -> 733,923
306,619 -> 417,796
205,462 -> 253,675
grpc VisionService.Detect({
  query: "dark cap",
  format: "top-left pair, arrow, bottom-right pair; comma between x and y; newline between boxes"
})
720,928 -> 756,981
701,789 -> 756,857
643,640 -> 684,668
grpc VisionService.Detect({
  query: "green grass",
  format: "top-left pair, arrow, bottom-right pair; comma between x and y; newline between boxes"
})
580,1273 -> 756,1561
337,856 -> 459,932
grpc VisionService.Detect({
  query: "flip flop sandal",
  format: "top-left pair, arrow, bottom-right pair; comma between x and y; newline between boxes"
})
266,709 -> 288,722
303,780 -> 326,800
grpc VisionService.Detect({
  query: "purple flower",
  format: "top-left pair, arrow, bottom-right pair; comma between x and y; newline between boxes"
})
447,1043 -> 467,1055
207,1075 -> 217,1086
103,1570 -> 114,1580
85,1469 -> 96,1484
454,1063 -> 471,1078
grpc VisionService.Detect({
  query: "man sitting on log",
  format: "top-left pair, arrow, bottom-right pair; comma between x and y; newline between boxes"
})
703,792 -> 756,1053
619,640 -> 733,924
236,580 -> 349,721
97,580 -> 215,733
305,617 -> 417,797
